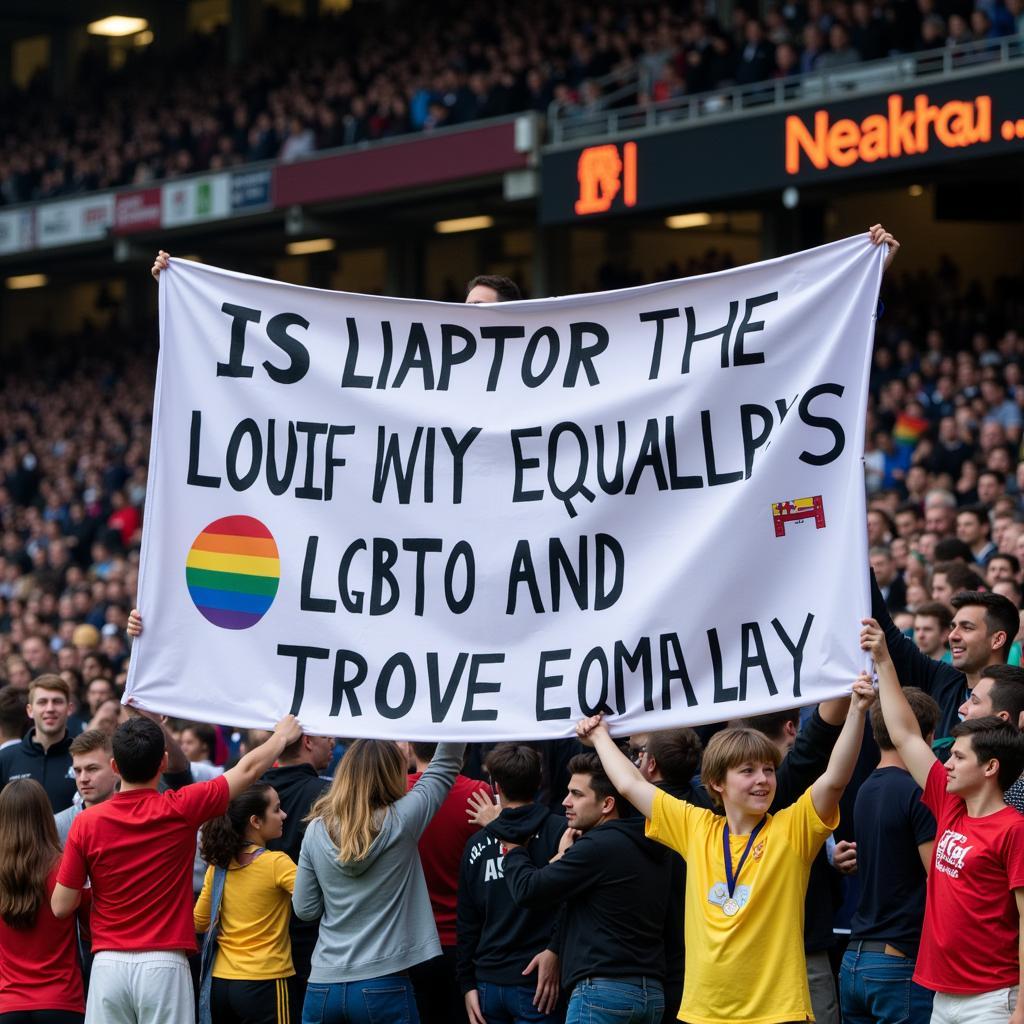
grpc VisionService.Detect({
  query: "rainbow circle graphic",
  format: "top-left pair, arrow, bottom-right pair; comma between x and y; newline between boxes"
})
185,515 -> 280,629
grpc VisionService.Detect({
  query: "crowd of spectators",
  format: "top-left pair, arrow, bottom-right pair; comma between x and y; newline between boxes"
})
6,236 -> 1024,1024
2,0 -> 1022,206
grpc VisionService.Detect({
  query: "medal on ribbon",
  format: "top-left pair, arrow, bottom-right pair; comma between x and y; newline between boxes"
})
722,818 -> 766,918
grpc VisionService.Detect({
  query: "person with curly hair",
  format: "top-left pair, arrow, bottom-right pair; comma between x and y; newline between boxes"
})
194,783 -> 297,1024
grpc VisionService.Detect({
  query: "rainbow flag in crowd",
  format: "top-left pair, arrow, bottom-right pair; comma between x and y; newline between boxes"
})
893,411 -> 929,445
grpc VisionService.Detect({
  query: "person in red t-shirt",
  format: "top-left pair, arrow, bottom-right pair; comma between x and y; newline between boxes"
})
51,710 -> 302,1024
0,778 -> 90,1024
865,617 -> 1024,1024
405,740 -> 492,1024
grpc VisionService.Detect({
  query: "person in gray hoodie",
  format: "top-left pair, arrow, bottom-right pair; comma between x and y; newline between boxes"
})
293,739 -> 464,1024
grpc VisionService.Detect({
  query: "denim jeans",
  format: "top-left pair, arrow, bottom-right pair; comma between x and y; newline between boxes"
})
839,948 -> 934,1024
566,978 -> 663,1024
477,981 -> 562,1024
301,975 -> 420,1024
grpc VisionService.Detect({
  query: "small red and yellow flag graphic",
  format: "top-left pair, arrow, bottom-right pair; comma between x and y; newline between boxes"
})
772,495 -> 826,537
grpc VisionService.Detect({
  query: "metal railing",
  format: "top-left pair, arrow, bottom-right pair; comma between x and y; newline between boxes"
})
548,32 -> 1024,145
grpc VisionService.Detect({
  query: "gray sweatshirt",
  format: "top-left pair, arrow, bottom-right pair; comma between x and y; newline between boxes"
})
293,741 -> 464,984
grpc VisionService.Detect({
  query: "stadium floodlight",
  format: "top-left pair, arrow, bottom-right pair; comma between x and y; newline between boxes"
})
665,212 -> 713,230
286,238 -> 336,256
434,216 -> 494,234
6,274 -> 47,290
87,16 -> 149,37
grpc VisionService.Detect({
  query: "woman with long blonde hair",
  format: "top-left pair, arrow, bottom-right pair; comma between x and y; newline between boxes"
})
0,778 -> 89,1023
293,739 -> 464,1024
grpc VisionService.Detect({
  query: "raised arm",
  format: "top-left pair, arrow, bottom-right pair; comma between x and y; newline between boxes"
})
773,701 -> 846,811
398,741 -> 465,838
223,715 -> 302,798
810,675 -> 876,822
862,617 -> 937,789
577,715 -> 656,819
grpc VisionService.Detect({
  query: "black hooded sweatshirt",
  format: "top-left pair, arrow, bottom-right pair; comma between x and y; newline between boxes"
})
261,763 -> 330,861
503,815 -> 672,990
456,802 -> 566,992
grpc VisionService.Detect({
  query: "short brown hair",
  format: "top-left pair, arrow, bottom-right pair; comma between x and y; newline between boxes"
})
645,728 -> 702,787
0,688 -> 26,739
27,675 -> 70,703
982,665 -> 1024,723
914,602 -> 953,631
951,716 -> 1024,789
701,728 -> 781,808
485,744 -> 541,802
871,687 -> 939,751
69,729 -> 112,758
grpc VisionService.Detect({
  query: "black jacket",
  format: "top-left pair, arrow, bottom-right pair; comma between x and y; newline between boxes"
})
456,803 -> 565,992
504,816 -> 672,990
0,729 -> 76,812
871,570 -> 965,742
261,763 -> 331,862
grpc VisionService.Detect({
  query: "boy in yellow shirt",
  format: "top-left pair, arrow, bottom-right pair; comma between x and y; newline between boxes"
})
577,680 -> 875,1024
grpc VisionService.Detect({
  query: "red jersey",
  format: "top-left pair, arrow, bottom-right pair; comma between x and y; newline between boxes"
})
57,776 -> 229,954
408,771 -> 491,945
915,760 -> 1024,994
0,868 -> 89,1014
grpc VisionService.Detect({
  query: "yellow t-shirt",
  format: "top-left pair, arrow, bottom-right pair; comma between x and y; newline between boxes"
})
646,786 -> 837,1024
194,848 -> 297,980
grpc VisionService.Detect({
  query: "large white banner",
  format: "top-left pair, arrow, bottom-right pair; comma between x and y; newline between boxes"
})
126,236 -> 883,738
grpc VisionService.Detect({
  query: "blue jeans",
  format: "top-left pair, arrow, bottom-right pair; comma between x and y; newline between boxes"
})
301,975 -> 420,1024
566,979 -> 663,1024
839,948 -> 934,1024
478,981 -> 562,1024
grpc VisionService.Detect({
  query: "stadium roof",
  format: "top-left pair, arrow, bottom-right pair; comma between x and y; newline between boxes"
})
1,1 -> 175,41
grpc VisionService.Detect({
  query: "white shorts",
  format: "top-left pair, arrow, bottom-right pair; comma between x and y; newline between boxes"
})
931,986 -> 1020,1024
85,950 -> 194,1024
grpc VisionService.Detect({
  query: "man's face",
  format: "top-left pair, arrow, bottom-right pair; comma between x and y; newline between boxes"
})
866,512 -> 888,545
563,772 -> 609,833
925,506 -> 953,536
72,748 -> 118,807
945,735 -> 995,795
931,573 -> 953,605
948,605 -> 1003,673
956,513 -> 985,547
628,733 -> 653,780
978,474 -> 1003,505
958,675 -> 999,720
914,614 -> 949,658
310,735 -> 334,773
87,679 -> 115,713
869,552 -> 895,586
466,284 -> 500,304
21,637 -> 49,673
987,558 -> 1015,588
28,687 -> 69,739
5,658 -> 31,690
895,510 -> 920,538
